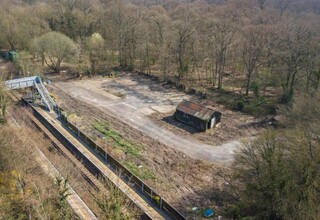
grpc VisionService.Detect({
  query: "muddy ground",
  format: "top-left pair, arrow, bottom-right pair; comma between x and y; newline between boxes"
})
46,73 -> 267,218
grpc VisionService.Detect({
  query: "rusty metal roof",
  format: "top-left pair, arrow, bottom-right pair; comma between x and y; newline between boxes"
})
176,100 -> 216,121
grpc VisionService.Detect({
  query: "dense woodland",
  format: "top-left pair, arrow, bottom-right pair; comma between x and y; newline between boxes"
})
0,0 -> 320,219
0,0 -> 320,105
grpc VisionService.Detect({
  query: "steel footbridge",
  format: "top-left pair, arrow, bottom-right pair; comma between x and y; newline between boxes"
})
5,76 -> 56,111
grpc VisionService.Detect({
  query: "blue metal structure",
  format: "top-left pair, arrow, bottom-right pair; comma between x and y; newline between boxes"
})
5,76 -> 57,111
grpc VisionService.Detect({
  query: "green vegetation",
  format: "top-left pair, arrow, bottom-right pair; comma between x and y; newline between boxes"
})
84,33 -> 105,75
93,121 -> 141,157
54,177 -> 73,219
0,126 -> 78,219
230,130 -> 320,219
93,121 -> 156,180
30,31 -> 77,73
124,161 -> 156,180
92,178 -> 141,220
229,93 -> 320,219
216,90 -> 276,116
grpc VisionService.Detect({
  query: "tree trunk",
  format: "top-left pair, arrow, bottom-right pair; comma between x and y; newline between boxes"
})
145,40 -> 151,74
245,71 -> 252,96
56,61 -> 61,73
178,42 -> 183,78
217,53 -> 224,89
245,61 -> 256,96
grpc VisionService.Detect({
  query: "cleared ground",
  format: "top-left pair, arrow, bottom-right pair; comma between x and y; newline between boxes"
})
47,73 -> 266,217
55,73 -> 262,162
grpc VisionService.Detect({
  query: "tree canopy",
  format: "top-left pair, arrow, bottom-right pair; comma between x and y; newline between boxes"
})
230,92 -> 320,219
31,31 -> 76,73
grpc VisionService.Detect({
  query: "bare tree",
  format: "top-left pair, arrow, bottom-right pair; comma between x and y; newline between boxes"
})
270,17 -> 314,103
149,5 -> 171,78
0,11 -> 22,50
209,14 -> 237,89
275,0 -> 293,16
241,25 -> 266,96
170,5 -> 196,78
107,0 -> 140,70
231,91 -> 320,219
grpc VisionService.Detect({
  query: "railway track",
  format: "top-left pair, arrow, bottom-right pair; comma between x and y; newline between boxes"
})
7,92 -> 98,220
10,93 -> 109,194
8,92 -> 172,220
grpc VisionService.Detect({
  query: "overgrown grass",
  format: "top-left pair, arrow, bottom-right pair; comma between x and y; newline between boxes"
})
67,113 -> 77,118
93,121 -> 157,180
93,121 -> 141,157
124,161 -> 156,180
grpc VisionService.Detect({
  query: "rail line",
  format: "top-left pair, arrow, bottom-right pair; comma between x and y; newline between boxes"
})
14,99 -> 144,218
10,92 -> 110,194
9,92 -> 176,220
7,92 -> 98,220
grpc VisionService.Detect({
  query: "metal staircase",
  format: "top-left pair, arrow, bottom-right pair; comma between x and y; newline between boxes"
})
5,76 -> 57,111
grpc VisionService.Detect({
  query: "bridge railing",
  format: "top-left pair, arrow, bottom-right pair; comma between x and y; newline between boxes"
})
6,76 -> 57,111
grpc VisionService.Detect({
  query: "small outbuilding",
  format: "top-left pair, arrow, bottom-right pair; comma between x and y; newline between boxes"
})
174,100 -> 221,131
0,50 -> 17,61
8,51 -> 18,62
